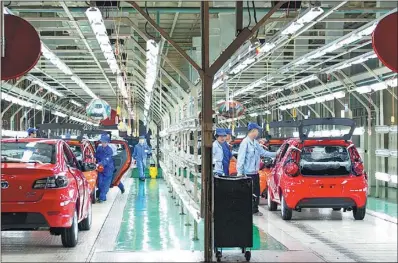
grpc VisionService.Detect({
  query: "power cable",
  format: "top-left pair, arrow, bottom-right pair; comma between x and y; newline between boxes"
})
251,1 -> 259,38
246,1 -> 251,28
145,1 -> 156,40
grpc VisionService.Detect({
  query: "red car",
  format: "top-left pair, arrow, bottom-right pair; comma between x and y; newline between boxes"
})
1,138 -> 95,247
267,118 -> 368,220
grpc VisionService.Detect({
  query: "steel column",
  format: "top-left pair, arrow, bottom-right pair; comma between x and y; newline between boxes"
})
235,1 -> 243,35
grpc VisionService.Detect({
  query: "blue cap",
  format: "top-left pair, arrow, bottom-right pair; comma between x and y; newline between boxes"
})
139,136 -> 145,139
215,128 -> 227,136
27,128 -> 37,135
248,123 -> 262,131
225,129 -> 232,135
100,133 -> 110,143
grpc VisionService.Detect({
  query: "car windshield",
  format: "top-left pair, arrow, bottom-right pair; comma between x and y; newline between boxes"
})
300,145 -> 351,176
1,142 -> 56,164
69,145 -> 82,161
95,104 -> 102,109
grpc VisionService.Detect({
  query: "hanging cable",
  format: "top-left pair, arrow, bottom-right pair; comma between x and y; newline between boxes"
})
251,1 -> 259,38
246,1 -> 252,28
145,1 -> 156,40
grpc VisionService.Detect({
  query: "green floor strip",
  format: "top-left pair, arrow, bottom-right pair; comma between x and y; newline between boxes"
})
367,197 -> 397,218
116,179 -> 287,251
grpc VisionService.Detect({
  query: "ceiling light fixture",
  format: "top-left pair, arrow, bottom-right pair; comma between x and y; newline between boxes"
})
41,44 -> 73,76
70,99 -> 83,108
1,92 -> 43,110
279,91 -> 345,110
285,75 -> 317,90
27,76 -> 65,97
281,7 -> 324,35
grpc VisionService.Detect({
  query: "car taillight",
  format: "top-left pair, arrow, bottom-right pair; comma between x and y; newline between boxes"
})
352,162 -> 364,176
33,175 -> 69,189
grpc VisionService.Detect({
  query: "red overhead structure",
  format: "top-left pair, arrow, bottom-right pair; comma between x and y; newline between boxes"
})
1,15 -> 41,80
100,109 -> 118,126
372,12 -> 398,73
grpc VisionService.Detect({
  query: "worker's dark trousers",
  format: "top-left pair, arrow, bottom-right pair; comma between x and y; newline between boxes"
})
247,173 -> 260,213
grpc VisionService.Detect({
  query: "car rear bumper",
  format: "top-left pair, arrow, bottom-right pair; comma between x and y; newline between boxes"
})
282,177 -> 368,209
1,193 -> 76,229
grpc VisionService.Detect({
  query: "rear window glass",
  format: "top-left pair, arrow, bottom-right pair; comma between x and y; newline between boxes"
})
69,145 -> 82,160
300,146 -> 351,176
1,142 -> 56,164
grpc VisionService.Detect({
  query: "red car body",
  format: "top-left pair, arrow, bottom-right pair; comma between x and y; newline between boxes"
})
1,138 -> 94,247
267,138 -> 368,220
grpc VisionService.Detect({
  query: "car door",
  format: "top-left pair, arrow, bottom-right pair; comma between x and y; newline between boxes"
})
270,142 -> 290,202
110,140 -> 132,187
81,140 -> 97,193
63,143 -> 86,220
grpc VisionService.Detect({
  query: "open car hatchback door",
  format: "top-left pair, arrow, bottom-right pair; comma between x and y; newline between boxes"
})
95,140 -> 132,187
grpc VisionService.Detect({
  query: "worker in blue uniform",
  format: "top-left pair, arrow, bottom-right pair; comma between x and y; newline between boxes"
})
212,128 -> 227,176
95,133 -> 114,202
237,123 -> 276,216
133,136 -> 149,181
27,128 -> 37,138
221,129 -> 236,176
108,143 -> 125,194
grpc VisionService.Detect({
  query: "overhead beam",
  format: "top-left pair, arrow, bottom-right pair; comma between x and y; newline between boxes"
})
127,1 -> 203,74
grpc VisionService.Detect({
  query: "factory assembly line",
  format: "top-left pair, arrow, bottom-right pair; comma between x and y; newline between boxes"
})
1,1 -> 397,262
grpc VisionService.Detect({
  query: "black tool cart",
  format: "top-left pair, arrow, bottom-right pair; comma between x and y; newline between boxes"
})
214,175 -> 253,262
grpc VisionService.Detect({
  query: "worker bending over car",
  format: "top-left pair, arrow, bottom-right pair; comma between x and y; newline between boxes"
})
95,133 -> 114,203
237,123 -> 276,216
222,129 -> 236,176
212,128 -> 227,176
133,136 -> 150,181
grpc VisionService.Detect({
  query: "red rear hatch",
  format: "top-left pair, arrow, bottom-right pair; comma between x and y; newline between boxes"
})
1,163 -> 55,202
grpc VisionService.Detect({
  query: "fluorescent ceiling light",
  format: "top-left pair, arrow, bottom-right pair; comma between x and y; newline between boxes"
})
234,78 -> 268,96
386,77 -> 397,87
282,7 -> 324,35
28,76 -> 64,97
41,44 -> 73,76
71,75 -> 98,99
1,92 -> 43,110
117,75 -> 128,98
70,99 -> 83,108
285,75 -> 317,90
86,7 -> 120,75
54,111 -> 67,118
355,81 -> 389,94
146,39 -> 159,93
279,91 -> 345,110
258,42 -> 276,53
259,88 -> 282,98
70,116 -> 86,124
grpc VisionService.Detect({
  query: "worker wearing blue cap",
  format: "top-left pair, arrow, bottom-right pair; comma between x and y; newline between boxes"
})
27,128 -> 38,138
95,133 -> 114,202
133,135 -> 150,181
213,128 -> 227,176
221,129 -> 236,176
237,123 -> 276,216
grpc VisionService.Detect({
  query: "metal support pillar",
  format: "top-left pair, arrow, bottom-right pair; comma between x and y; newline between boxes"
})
1,1 -> 5,57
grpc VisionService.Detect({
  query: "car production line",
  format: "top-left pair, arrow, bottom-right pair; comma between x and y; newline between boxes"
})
2,175 -> 396,262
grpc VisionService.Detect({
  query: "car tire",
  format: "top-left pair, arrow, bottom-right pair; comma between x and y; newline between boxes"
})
281,195 -> 293,220
332,208 -> 341,211
78,200 -> 92,231
267,187 -> 277,211
61,210 -> 78,247
353,206 -> 366,220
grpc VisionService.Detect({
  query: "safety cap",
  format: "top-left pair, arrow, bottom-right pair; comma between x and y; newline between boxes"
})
248,122 -> 262,131
225,129 -> 232,135
27,128 -> 37,135
215,128 -> 227,136
100,133 -> 110,143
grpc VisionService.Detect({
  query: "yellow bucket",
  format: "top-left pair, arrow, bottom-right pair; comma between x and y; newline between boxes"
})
149,167 -> 158,179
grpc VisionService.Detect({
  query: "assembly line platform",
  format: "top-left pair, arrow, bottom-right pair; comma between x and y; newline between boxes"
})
1,176 -> 397,262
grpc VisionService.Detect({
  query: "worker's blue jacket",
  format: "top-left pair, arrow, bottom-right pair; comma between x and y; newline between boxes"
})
133,143 -> 149,164
222,142 -> 232,176
95,145 -> 114,176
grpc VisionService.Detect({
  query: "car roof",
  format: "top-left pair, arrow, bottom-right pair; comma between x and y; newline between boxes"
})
1,138 -> 60,144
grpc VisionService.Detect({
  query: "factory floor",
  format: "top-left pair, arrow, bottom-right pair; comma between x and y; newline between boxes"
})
1,174 -> 397,262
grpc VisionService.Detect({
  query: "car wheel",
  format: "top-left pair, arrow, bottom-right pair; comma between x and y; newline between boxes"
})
78,200 -> 92,231
332,208 -> 341,211
353,206 -> 366,220
61,210 -> 78,247
267,187 -> 277,211
281,195 -> 293,220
